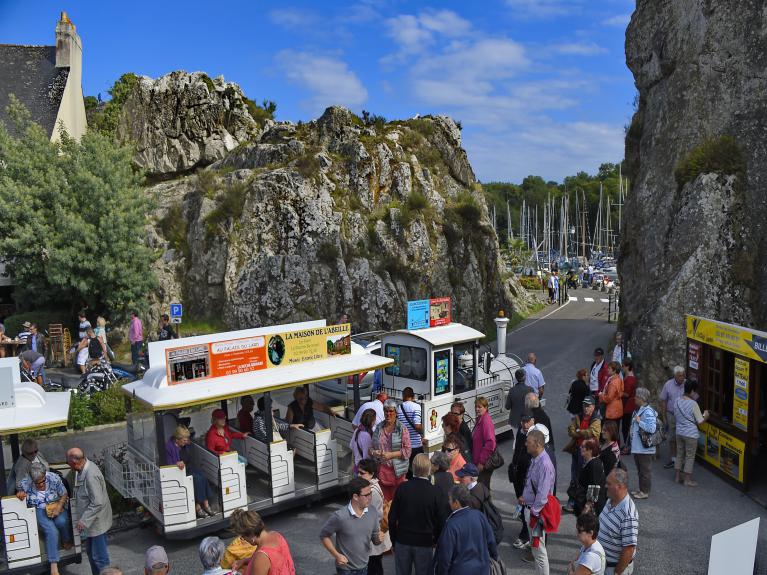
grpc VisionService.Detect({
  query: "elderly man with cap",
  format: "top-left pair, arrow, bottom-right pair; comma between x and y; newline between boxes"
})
589,348 -> 610,397
67,447 -> 112,575
352,391 -> 387,428
206,409 -> 248,455
506,368 -> 533,448
456,462 -> 489,509
564,396 -> 602,513
145,545 -> 171,574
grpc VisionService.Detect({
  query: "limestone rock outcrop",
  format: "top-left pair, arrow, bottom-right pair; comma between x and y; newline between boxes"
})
117,71 -> 258,178
621,0 -> 766,386
142,98 -> 533,332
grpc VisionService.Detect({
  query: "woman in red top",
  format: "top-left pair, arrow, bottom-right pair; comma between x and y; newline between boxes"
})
471,396 -> 496,488
620,358 -> 638,453
206,409 -> 248,455
229,509 -> 296,575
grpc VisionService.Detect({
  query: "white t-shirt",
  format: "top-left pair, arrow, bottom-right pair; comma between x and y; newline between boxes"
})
577,541 -> 606,575
352,399 -> 384,427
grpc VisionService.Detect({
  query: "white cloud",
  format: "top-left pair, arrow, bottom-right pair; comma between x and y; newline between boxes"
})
602,14 -> 631,27
269,8 -> 317,29
384,9 -> 473,57
505,0 -> 583,19
550,42 -> 607,55
275,51 -> 368,114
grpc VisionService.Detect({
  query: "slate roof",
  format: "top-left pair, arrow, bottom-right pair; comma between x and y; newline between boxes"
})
0,45 -> 69,137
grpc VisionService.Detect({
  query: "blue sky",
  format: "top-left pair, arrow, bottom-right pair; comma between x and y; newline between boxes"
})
0,0 -> 636,183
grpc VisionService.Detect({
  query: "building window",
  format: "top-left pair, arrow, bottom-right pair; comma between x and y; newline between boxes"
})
385,344 -> 427,381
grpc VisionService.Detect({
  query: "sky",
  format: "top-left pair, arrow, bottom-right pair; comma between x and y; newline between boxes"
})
0,0 -> 636,183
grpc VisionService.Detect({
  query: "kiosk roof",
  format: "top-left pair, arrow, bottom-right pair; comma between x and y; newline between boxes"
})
386,323 -> 485,347
122,352 -> 393,411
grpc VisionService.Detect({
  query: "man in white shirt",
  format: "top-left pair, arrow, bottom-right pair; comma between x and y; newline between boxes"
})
352,392 -> 387,427
523,353 -> 546,398
611,332 -> 629,364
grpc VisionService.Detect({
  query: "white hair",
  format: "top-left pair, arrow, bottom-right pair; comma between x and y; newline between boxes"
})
673,365 -> 685,375
199,537 -> 225,570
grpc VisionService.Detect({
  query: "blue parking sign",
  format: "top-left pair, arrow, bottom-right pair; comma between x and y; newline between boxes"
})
170,303 -> 183,318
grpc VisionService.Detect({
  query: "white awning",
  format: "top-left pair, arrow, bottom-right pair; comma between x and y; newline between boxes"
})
387,323 -> 485,347
122,352 -> 393,411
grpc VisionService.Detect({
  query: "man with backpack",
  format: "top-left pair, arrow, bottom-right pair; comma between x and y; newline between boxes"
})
456,463 -> 504,545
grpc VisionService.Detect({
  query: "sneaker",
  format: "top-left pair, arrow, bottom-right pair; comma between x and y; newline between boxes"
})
633,491 -> 649,499
684,480 -> 698,487
521,550 -> 534,562
562,504 -> 575,513
203,507 -> 216,517
512,538 -> 529,549
196,508 -> 207,519
663,461 -> 675,469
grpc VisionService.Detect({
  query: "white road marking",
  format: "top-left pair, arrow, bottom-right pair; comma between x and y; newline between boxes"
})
569,296 -> 578,301
600,298 -> 610,303
584,297 -> 595,302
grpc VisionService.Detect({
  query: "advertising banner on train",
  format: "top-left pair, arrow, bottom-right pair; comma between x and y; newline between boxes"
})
166,324 -> 351,385
407,297 -> 451,330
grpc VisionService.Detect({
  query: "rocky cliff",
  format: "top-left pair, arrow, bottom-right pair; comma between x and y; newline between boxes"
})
622,0 -> 767,386
123,72 -> 532,332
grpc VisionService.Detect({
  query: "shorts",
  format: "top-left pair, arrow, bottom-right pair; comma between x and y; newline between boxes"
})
76,348 -> 89,366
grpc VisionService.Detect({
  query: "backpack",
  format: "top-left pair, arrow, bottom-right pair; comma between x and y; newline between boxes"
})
473,491 -> 504,544
88,337 -> 103,359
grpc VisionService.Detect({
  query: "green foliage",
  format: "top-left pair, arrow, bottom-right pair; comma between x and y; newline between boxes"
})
361,110 -> 387,131
3,309 -> 69,337
204,180 -> 249,240
196,169 -> 219,198
0,97 -> 156,318
518,276 -> 544,290
449,192 -> 482,225
199,73 -> 216,93
244,98 -> 277,127
83,96 -> 99,111
68,384 -> 128,430
295,151 -> 321,179
158,203 -> 189,259
68,392 -> 96,430
178,318 -> 228,336
674,136 -> 745,191
406,118 -> 435,138
90,73 -> 139,136
317,241 -> 340,265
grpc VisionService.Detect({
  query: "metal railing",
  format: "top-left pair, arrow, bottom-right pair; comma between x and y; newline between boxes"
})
607,290 -> 620,323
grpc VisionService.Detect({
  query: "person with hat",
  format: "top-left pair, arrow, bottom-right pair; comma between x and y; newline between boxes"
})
506,369 -> 533,448
564,396 -> 602,514
144,545 -> 170,575
206,408 -> 249,455
589,348 -> 610,397
456,462 -> 488,509
17,320 -> 33,345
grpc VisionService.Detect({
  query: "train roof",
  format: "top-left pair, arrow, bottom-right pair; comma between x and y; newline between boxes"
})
383,323 -> 485,347
0,358 -> 70,434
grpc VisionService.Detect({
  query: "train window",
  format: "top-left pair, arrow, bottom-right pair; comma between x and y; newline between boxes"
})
385,344 -> 427,381
434,349 -> 451,395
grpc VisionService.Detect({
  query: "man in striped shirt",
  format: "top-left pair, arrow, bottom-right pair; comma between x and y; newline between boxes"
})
598,468 -> 638,575
398,387 -> 423,479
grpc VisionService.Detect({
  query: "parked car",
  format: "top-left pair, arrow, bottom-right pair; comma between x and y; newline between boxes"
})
313,334 -> 382,404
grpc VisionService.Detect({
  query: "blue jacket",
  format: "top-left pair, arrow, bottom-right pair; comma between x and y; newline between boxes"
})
434,507 -> 497,575
631,404 -> 657,454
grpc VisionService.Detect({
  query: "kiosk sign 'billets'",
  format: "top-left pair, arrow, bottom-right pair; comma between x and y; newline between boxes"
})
165,324 -> 351,385
687,315 -> 767,364
406,296 -> 451,330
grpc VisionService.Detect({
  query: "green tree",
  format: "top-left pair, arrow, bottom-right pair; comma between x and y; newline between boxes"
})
0,96 -> 156,317
90,73 -> 139,136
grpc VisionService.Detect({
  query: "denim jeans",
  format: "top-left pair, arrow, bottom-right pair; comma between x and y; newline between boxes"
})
395,543 -> 433,575
130,341 -> 142,365
189,468 -> 213,503
36,507 -> 72,563
337,568 -> 367,575
85,533 -> 110,575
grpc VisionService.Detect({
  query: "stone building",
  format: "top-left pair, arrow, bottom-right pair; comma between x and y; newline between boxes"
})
0,11 -> 87,142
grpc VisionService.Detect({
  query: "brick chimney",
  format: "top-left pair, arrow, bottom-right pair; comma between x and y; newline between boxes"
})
55,11 -> 82,69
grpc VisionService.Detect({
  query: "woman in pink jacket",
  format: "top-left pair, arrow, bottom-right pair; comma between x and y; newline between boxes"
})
471,396 -> 497,487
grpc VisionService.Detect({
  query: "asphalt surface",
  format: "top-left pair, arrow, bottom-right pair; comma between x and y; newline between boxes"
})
62,298 -> 767,574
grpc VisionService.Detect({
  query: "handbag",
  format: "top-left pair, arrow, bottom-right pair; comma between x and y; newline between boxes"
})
490,557 -> 507,575
485,448 -> 505,471
638,407 -> 666,448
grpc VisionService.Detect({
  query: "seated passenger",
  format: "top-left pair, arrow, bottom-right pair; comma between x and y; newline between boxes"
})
165,425 -> 215,519
285,387 -> 335,431
237,396 -> 255,433
16,462 -> 73,575
7,438 -> 49,493
252,397 -> 303,442
206,409 -> 249,455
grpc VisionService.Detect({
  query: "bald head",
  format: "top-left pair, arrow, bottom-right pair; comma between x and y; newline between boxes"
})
67,447 -> 86,471
527,352 -> 537,364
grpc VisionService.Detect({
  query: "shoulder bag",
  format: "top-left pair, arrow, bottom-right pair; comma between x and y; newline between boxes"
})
638,406 -> 666,448
399,403 -> 422,436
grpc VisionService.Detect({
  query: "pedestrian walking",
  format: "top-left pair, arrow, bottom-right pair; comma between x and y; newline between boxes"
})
620,360 -> 637,453
433,485 -> 498,575
144,545 -> 170,574
129,310 -> 143,366
511,414 -> 535,548
519,429 -> 555,573
567,512 -> 606,575
67,447 -> 113,575
564,396 -> 601,513
573,440 -> 607,517
388,453 -> 444,575
397,386 -> 423,478
471,397 -> 497,488
630,388 -> 657,499
597,469 -> 638,575
659,366 -> 686,469
566,369 -> 590,416
523,353 -> 546,398
320,477 -> 382,575
600,362 -> 624,432
357,459 -> 390,575
370,399 -> 411,500
506,369 -> 534,447
673,380 -> 710,486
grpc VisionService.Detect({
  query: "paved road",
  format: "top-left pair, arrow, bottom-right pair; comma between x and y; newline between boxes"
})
63,299 -> 767,574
